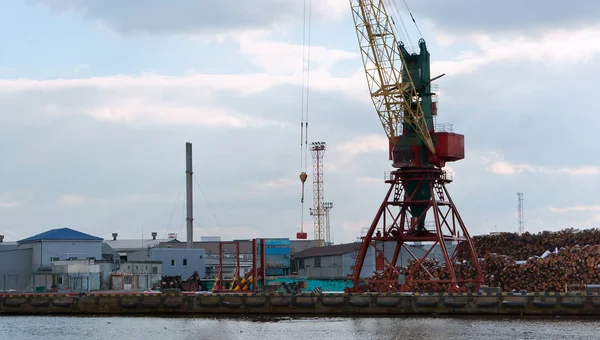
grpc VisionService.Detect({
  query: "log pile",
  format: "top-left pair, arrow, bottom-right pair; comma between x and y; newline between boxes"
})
456,227 -> 600,260
363,228 -> 600,292
478,244 -> 600,292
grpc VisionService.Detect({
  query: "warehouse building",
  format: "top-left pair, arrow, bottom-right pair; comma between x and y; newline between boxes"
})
292,242 -> 427,279
127,247 -> 205,279
104,232 -> 180,262
0,227 -> 104,291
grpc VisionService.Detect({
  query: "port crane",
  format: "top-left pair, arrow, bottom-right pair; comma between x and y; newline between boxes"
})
345,0 -> 483,292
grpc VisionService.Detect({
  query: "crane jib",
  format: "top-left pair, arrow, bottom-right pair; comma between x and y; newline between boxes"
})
350,0 -> 436,164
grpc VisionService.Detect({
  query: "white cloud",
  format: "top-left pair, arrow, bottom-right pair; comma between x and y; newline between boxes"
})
357,176 -> 382,184
549,205 -> 600,213
0,35 -> 368,128
57,194 -> 100,207
479,151 -> 600,176
193,226 -> 261,240
0,201 -> 19,208
337,134 -> 388,156
326,134 -> 388,173
0,190 -> 34,208
235,31 -> 358,74
57,192 -> 179,207
432,26 -> 600,75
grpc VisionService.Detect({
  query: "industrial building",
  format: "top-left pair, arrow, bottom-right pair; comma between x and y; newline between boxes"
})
127,247 -> 205,279
157,238 -> 315,279
292,242 -> 427,279
118,261 -> 162,290
104,232 -> 180,262
0,228 -> 104,291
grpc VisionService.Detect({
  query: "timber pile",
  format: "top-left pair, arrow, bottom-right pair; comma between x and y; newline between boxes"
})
361,228 -> 600,292
478,244 -> 600,292
397,258 -> 479,292
456,228 -> 600,260
365,243 -> 600,292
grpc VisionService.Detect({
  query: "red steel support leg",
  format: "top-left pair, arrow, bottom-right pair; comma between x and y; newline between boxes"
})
347,169 -> 483,293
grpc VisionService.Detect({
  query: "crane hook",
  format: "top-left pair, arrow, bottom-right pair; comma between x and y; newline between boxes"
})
299,172 -> 308,203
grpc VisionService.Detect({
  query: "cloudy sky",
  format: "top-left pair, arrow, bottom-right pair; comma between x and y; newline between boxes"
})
1,0 -> 599,243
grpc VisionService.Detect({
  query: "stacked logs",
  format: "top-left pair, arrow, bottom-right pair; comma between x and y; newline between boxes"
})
479,244 -> 600,292
364,228 -> 600,292
456,227 -> 600,260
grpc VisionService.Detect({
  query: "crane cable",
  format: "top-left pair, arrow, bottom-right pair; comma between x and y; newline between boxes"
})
386,0 -> 423,50
299,0 -> 313,234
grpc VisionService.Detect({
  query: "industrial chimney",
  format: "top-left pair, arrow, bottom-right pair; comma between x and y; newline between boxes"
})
151,232 -> 157,240
112,233 -> 118,241
0,235 -> 4,243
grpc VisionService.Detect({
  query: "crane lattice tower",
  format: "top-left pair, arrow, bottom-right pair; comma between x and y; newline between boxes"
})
518,192 -> 524,234
310,142 -> 327,247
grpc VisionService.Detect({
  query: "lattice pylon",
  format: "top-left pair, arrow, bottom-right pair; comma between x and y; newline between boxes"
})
310,142 -> 326,247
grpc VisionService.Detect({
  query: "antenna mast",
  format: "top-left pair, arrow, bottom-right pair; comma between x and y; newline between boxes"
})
518,192 -> 524,234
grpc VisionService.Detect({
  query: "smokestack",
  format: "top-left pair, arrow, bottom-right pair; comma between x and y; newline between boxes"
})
112,233 -> 118,241
0,235 -> 4,243
151,232 -> 157,240
186,142 -> 194,248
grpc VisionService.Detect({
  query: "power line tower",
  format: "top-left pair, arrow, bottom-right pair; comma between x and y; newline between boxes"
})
517,192 -> 524,234
322,202 -> 334,245
310,142 -> 326,247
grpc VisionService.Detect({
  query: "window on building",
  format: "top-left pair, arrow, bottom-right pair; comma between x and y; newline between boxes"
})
171,259 -> 176,267
183,259 -> 188,266
50,257 -> 59,262
152,266 -> 158,274
124,276 -> 132,284
298,259 -> 305,268
314,257 -> 321,268
57,277 -> 63,285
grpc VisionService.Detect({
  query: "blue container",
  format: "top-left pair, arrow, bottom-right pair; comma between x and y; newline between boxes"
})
264,239 -> 291,247
267,277 -> 351,292
265,247 -> 291,255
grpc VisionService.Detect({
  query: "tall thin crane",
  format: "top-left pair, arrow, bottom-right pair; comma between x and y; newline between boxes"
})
297,0 -> 313,240
345,0 -> 483,293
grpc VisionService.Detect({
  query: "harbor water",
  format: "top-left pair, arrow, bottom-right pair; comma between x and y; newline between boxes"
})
0,316 -> 598,340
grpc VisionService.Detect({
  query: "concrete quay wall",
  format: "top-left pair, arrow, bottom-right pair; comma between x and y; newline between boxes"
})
1,292 -> 600,316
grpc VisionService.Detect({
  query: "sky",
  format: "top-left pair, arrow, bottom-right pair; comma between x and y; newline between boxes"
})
1,0 -> 599,244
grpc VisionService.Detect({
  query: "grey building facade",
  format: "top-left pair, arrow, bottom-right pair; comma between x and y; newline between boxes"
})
293,242 -> 427,279
0,248 -> 33,291
128,248 -> 205,279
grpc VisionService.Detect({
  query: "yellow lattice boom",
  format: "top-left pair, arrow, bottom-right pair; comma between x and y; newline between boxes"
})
350,0 -> 435,155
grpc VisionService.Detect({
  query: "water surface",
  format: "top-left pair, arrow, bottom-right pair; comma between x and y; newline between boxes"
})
0,315 -> 598,340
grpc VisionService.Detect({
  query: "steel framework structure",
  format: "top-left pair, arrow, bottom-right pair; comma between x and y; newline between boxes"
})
345,0 -> 483,292
310,142 -> 327,247
348,169 -> 482,292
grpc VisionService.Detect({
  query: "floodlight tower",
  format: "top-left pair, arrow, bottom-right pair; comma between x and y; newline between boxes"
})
322,201 -> 334,244
310,142 -> 326,247
517,192 -> 524,234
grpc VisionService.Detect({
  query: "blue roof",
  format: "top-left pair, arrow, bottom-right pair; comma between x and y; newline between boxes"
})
18,227 -> 103,243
